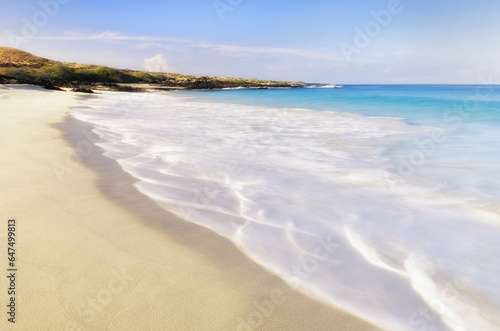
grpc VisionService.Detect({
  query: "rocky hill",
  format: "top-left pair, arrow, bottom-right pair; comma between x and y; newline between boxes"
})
0,47 -> 57,68
0,47 -> 305,92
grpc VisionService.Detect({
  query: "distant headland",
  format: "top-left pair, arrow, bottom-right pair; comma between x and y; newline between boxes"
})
0,47 -> 309,92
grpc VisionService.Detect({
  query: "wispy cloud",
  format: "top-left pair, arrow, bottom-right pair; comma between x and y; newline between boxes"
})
35,31 -> 342,62
194,42 -> 342,62
34,31 -> 186,43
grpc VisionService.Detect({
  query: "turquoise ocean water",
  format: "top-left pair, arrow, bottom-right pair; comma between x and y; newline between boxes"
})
183,85 -> 500,198
72,85 -> 500,330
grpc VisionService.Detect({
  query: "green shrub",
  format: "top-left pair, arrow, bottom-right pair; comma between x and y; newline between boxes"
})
73,69 -> 96,82
0,68 -> 37,82
133,71 -> 152,82
39,65 -> 77,81
93,66 -> 121,81
92,66 -> 136,83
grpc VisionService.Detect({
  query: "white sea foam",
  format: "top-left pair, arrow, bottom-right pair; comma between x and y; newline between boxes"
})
71,91 -> 500,331
305,84 -> 342,88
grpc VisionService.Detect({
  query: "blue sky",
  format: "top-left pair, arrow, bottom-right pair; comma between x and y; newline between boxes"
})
1,0 -> 500,83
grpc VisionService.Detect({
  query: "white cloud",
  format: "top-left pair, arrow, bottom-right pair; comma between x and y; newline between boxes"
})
35,31 -> 186,43
143,54 -> 173,72
35,31 -> 343,63
194,42 -> 342,62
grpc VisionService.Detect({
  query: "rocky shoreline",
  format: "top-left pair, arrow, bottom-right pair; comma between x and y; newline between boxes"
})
0,75 -> 308,93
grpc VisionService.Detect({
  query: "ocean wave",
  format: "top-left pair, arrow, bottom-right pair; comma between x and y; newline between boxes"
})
71,91 -> 500,331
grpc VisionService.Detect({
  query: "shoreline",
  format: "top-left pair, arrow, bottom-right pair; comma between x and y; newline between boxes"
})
0,85 -> 378,330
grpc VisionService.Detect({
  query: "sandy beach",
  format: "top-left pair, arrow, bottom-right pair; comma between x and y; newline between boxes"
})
0,85 -> 377,330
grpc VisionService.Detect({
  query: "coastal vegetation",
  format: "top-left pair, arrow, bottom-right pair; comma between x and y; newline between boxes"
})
0,47 -> 304,92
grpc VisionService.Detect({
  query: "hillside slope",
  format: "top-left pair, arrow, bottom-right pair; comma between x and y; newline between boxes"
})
0,47 -> 58,68
0,47 -> 305,92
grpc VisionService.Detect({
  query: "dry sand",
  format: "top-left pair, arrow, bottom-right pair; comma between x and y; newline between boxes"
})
0,85 -> 378,330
